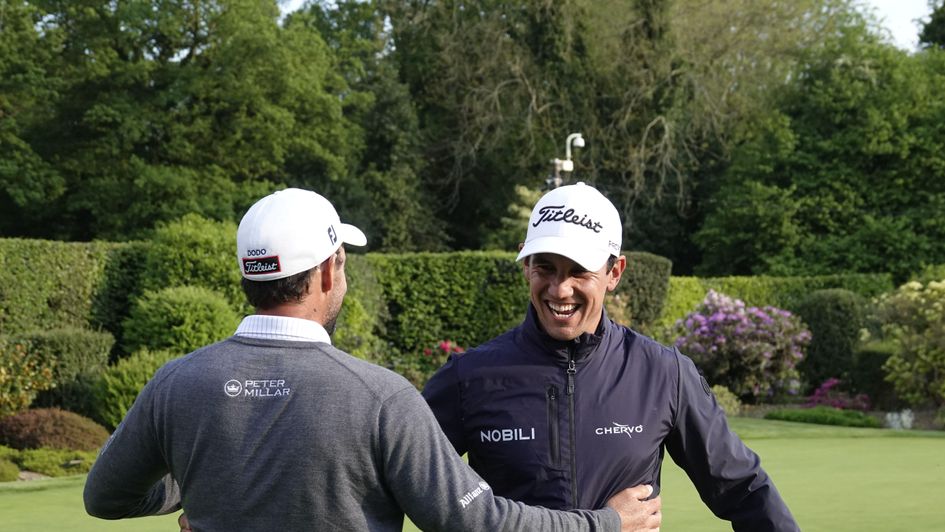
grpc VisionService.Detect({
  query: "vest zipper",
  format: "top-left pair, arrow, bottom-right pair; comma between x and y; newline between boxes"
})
546,385 -> 560,465
566,353 -> 578,508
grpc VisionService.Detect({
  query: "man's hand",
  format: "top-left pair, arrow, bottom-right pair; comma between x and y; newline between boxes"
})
606,484 -> 661,532
178,513 -> 191,532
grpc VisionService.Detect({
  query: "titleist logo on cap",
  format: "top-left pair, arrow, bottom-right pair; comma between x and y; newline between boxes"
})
242,256 -> 281,275
532,204 -> 603,233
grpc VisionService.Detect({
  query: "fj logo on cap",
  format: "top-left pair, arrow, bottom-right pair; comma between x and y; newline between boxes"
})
327,225 -> 337,245
533,204 -> 603,233
243,256 -> 281,275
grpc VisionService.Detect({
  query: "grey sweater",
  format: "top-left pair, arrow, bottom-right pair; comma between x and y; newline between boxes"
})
84,336 -> 620,531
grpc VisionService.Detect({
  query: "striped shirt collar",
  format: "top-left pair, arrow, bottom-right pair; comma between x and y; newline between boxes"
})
234,315 -> 332,344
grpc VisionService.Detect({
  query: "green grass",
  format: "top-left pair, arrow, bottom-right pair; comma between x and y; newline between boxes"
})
2,419 -> 943,531
0,475 -> 179,530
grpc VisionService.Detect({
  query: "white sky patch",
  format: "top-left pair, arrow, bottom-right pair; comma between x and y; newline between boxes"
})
861,0 -> 933,51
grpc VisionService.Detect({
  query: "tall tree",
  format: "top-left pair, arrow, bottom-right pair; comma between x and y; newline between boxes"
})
384,0 -> 859,270
0,0 -> 348,240
698,18 -> 945,281
920,1 -> 945,49
290,0 -> 448,251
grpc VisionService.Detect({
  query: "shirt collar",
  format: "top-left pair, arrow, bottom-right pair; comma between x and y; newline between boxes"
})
234,315 -> 332,344
521,303 -> 607,364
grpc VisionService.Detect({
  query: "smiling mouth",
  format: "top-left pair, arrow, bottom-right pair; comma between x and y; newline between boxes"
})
547,302 -> 579,318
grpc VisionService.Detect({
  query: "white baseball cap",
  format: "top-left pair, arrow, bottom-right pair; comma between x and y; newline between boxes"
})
237,188 -> 367,281
516,182 -> 622,271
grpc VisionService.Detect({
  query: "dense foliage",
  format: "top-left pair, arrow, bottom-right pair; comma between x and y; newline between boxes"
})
0,339 -> 54,417
0,408 -> 109,452
91,349 -> 179,429
764,406 -> 880,428
139,214 -> 245,313
869,280 -> 945,407
673,290 -> 811,402
122,286 -> 240,355
2,0 -> 943,279
794,289 -> 866,392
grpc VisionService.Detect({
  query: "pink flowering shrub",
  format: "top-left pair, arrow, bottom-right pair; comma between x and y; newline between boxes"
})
395,340 -> 465,390
805,378 -> 871,411
673,290 -> 811,402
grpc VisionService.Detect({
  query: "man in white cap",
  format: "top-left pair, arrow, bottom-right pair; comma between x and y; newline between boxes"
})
423,182 -> 800,531
83,188 -> 661,531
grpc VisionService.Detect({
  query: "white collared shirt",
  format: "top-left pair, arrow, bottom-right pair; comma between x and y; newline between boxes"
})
234,315 -> 332,344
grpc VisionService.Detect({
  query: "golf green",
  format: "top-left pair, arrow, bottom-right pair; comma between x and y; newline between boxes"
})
2,419 -> 943,531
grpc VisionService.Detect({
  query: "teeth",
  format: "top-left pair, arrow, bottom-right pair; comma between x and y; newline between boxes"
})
548,303 -> 577,313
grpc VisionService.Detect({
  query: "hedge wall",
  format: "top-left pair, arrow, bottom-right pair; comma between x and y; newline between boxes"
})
655,273 -> 894,329
366,251 -> 527,354
0,239 -> 122,336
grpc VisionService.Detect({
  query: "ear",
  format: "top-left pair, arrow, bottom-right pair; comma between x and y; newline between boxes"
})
319,255 -> 335,293
606,255 -> 627,292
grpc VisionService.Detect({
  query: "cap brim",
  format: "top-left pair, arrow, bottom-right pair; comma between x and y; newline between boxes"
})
339,223 -> 367,247
516,236 -> 610,272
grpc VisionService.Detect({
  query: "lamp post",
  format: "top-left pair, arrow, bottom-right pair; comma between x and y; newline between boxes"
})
547,132 -> 585,189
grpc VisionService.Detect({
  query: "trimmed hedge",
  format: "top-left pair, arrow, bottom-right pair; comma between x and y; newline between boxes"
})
0,239 -> 117,336
794,289 -> 866,393
89,241 -> 150,359
851,342 -> 900,410
333,254 -> 388,364
615,251 -> 672,327
367,251 -> 527,354
764,405 -> 881,428
0,408 -> 109,451
656,273 -> 893,330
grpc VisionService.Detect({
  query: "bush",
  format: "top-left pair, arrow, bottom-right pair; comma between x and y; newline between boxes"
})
805,378 -> 870,411
333,254 -> 388,364
394,340 -> 465,390
0,339 -> 55,417
91,349 -> 179,429
673,290 -> 810,402
711,385 -> 742,417
138,214 -> 245,313
9,328 -> 114,413
0,458 -> 18,482
850,341 -> 900,410
368,252 -> 527,354
90,241 -> 150,360
764,406 -> 880,428
869,280 -> 945,407
0,408 -> 109,451
14,448 -> 98,477
794,289 -> 866,392
613,252 -> 672,328
912,264 -> 945,284
122,286 -> 239,355
0,239 -> 116,336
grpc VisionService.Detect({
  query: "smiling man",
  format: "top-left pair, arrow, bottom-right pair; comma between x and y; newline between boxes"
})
423,182 -> 800,531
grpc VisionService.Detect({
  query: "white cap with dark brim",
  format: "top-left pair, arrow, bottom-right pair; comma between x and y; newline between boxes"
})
237,188 -> 366,281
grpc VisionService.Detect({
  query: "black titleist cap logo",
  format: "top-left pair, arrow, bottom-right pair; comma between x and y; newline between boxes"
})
243,256 -> 281,275
533,204 -> 603,233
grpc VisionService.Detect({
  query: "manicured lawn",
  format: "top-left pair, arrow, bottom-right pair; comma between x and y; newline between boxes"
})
3,418 -> 943,531
0,475 -> 179,530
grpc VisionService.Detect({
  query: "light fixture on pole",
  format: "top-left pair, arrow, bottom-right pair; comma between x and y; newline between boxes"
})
548,132 -> 585,189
